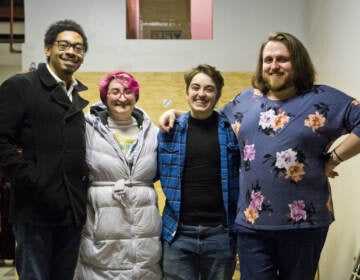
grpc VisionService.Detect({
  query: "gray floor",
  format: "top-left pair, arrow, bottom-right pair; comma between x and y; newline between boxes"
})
0,260 -> 15,280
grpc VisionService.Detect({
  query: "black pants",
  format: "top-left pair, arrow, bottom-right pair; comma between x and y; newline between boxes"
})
0,179 -> 15,260
237,227 -> 328,280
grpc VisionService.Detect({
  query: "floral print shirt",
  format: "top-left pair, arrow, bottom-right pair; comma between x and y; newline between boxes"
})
221,85 -> 360,230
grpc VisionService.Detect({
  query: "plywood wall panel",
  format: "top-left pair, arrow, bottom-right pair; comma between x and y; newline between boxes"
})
75,71 -> 253,124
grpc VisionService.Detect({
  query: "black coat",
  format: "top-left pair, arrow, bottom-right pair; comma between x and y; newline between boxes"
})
0,63 -> 89,226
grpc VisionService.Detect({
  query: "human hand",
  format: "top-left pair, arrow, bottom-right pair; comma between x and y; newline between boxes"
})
158,109 -> 176,133
324,154 -> 339,178
325,168 -> 339,178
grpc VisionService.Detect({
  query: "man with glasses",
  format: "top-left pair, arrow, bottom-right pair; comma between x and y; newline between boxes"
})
0,19 -> 89,280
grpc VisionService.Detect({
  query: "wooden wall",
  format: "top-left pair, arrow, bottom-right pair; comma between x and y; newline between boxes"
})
75,71 -> 253,213
75,71 -> 253,123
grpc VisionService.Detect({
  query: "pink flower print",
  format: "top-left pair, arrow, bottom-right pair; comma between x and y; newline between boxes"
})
259,109 -> 276,129
288,200 -> 307,222
304,111 -> 326,132
250,190 -> 264,211
244,144 -> 256,161
272,112 -> 290,131
275,148 -> 297,170
285,162 -> 305,182
244,207 -> 259,224
231,121 -> 241,135
244,184 -> 273,225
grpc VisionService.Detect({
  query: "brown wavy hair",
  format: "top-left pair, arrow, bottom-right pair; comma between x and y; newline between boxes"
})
184,64 -> 224,98
252,32 -> 316,94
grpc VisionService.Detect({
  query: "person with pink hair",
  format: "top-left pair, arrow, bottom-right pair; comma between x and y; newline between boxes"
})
75,70 -> 162,279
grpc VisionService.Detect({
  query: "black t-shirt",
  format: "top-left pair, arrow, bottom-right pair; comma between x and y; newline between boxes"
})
180,113 -> 227,226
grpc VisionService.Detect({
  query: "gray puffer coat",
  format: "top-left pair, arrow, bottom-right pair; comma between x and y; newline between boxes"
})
75,103 -> 162,280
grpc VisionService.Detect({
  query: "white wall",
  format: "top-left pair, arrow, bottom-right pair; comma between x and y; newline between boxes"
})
20,0 -> 360,279
22,0 -> 306,72
307,1 -> 360,279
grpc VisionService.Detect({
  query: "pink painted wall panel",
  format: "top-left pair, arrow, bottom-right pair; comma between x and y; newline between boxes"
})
191,0 -> 212,39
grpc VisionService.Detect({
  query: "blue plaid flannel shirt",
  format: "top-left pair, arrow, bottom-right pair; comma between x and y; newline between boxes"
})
158,111 -> 240,243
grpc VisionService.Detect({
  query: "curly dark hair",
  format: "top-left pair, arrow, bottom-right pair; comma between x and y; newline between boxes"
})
44,19 -> 88,52
184,64 -> 224,98
252,32 -> 316,94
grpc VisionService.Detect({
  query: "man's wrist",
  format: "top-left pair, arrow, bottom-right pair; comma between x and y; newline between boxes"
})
332,148 -> 344,163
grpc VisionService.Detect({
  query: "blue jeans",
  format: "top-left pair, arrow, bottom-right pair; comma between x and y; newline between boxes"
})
13,223 -> 82,280
237,227 -> 328,280
162,224 -> 237,280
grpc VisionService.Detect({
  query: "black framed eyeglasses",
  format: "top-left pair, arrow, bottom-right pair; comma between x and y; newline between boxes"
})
54,40 -> 85,55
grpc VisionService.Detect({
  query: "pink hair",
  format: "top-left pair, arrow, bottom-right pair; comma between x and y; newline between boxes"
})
99,70 -> 140,104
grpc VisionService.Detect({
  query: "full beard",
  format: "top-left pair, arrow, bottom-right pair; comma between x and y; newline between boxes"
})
264,75 -> 293,92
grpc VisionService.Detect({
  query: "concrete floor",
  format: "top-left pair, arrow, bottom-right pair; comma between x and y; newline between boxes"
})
0,260 -> 15,280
